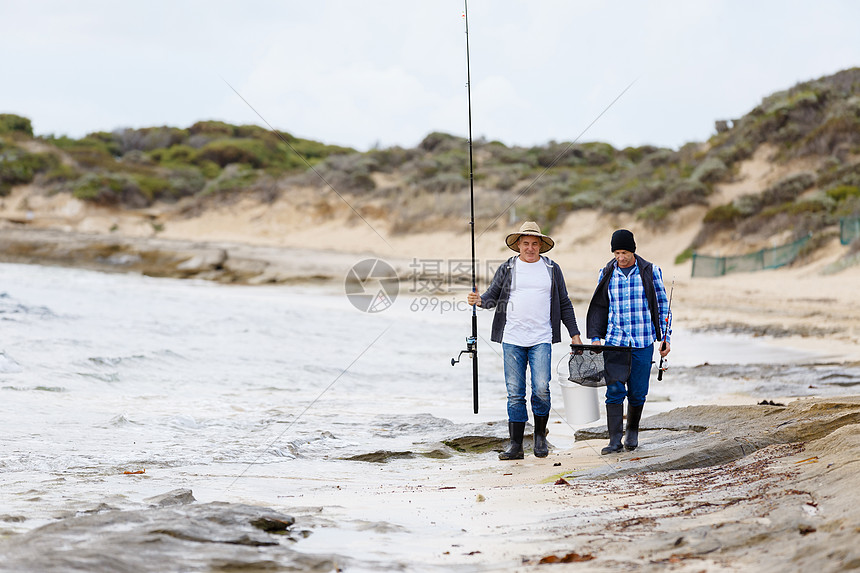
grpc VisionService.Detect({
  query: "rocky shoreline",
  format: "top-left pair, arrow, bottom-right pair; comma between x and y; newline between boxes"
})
0,226 -> 365,285
2,397 -> 860,571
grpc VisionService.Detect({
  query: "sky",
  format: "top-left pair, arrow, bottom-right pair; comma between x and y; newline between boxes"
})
3,1 -> 858,152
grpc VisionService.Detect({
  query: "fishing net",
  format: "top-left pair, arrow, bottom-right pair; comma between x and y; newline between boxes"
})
567,345 -> 632,388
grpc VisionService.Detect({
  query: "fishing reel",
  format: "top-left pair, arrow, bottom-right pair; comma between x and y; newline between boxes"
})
657,356 -> 669,380
451,336 -> 477,366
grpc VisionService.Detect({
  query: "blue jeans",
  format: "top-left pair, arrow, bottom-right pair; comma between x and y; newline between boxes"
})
502,342 -> 551,422
605,344 -> 653,407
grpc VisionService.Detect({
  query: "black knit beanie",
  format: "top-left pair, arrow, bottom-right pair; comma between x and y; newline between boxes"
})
611,229 -> 636,252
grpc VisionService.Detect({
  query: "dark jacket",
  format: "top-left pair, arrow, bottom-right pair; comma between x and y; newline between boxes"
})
479,255 -> 580,344
585,254 -> 662,342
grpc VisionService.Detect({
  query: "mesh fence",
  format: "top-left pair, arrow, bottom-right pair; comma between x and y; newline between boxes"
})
841,216 -> 860,245
691,234 -> 811,278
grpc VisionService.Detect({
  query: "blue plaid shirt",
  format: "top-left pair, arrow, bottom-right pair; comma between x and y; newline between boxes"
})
592,263 -> 671,348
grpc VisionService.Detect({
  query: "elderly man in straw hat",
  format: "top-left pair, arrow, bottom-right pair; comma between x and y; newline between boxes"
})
467,221 -> 582,460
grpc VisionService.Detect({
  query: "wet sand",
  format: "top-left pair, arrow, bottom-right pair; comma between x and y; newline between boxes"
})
3,197 -> 860,570
3,396 -> 859,571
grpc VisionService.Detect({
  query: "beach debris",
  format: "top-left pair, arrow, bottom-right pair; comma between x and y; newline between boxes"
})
475,494 -> 486,502
144,489 -> 196,507
250,516 -> 295,533
798,525 -> 817,535
341,450 -> 415,463
554,478 -> 570,486
794,456 -> 819,464
538,551 -> 595,564
123,469 -> 145,475
443,435 -> 509,454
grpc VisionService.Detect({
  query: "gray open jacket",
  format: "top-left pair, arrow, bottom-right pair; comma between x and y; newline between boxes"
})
478,255 -> 580,344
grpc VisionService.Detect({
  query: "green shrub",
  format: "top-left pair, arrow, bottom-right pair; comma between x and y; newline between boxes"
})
288,138 -> 354,163
799,114 -> 860,155
675,247 -> 694,265
42,163 -> 81,184
566,190 -> 603,210
580,142 -> 617,166
690,157 -> 728,184
622,145 -> 659,164
0,143 -> 58,194
761,172 -> 817,204
419,132 -> 465,153
760,200 -> 827,218
195,139 -> 271,168
164,168 -> 206,197
714,141 -> 754,164
148,144 -> 198,166
83,132 -> 123,156
50,136 -> 119,168
826,185 -> 860,202
604,179 -> 667,212
534,142 -> 583,169
71,173 -> 126,204
703,203 -> 742,224
367,146 -> 419,171
133,175 -> 172,200
0,114 -> 33,136
659,180 -> 710,209
112,127 -> 189,153
636,204 -> 671,226
420,172 -> 467,194
189,120 -> 236,137
199,165 -> 259,196
197,160 -> 221,179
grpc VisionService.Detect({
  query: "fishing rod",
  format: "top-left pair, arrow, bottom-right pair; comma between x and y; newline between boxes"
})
450,0 -> 479,414
657,279 -> 674,381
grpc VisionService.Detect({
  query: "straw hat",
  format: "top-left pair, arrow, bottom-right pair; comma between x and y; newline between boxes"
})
505,221 -> 554,253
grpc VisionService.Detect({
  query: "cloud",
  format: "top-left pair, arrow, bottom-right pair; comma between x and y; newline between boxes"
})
2,0 -> 858,150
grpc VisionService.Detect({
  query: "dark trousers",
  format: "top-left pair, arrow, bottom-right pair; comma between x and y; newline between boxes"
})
604,343 -> 653,406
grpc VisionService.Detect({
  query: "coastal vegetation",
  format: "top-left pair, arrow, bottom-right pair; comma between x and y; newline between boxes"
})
1,68 -> 858,261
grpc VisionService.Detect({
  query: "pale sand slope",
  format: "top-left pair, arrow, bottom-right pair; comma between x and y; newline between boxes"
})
3,142 -> 856,359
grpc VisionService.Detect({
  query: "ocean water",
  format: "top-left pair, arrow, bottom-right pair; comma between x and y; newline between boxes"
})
1,262 -> 856,570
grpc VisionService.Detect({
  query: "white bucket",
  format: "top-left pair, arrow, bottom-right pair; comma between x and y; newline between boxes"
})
558,380 -> 600,425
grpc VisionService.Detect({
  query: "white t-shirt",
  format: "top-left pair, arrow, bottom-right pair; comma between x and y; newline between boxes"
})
502,258 -> 552,346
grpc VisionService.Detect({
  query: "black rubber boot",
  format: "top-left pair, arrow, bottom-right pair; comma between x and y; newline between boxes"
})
499,421 -> 525,460
533,415 -> 549,458
600,404 -> 624,455
624,404 -> 644,451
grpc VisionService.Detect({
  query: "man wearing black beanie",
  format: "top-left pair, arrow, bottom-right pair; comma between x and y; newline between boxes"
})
585,229 -> 672,454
